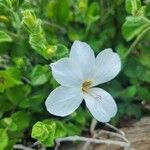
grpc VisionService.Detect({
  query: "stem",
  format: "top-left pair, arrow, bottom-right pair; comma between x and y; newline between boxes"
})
82,119 -> 97,150
42,20 -> 66,33
13,144 -> 33,150
96,130 -> 129,143
125,25 -> 150,57
105,123 -> 125,136
85,23 -> 91,36
55,135 -> 130,150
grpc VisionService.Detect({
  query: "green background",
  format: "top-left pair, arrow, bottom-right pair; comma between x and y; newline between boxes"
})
0,0 -> 150,149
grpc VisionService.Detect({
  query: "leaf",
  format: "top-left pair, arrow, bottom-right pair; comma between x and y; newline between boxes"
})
107,80 -> 123,98
145,3 -> 150,19
124,57 -> 145,78
0,129 -> 8,150
119,86 -> 137,100
54,121 -> 67,138
52,44 -> 69,60
126,103 -> 142,119
140,69 -> 150,83
22,10 -> 56,59
13,57 -> 26,69
122,16 -> 150,41
138,87 -> 150,101
70,108 -> 86,124
32,121 -> 56,147
30,65 -> 50,86
22,9 -> 37,31
65,123 -> 81,136
1,118 -> 17,131
11,111 -> 30,131
86,2 -> 100,23
6,85 -> 31,105
55,0 -> 69,25
116,44 -> 128,59
68,26 -> 86,41
0,70 -> 21,93
0,31 -> 12,43
125,0 -> 141,15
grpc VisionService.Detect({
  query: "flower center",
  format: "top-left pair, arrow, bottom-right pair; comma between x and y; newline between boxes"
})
82,80 -> 92,93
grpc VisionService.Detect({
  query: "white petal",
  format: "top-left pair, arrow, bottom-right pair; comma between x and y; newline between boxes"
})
50,57 -> 84,87
93,49 -> 121,86
45,86 -> 83,117
70,40 -> 95,79
83,87 -> 117,122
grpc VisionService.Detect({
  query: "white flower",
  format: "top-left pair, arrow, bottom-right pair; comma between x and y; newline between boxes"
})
45,41 -> 121,122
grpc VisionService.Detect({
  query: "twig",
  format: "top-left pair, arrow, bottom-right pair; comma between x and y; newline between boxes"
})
13,144 -> 33,150
82,119 -> 97,150
42,20 -> 66,33
83,120 -> 130,150
32,141 -> 46,150
21,76 -> 31,84
90,119 -> 97,135
105,123 -> 125,136
54,135 -> 130,150
95,130 -> 129,143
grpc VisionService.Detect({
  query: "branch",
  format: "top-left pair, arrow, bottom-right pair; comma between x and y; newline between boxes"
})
105,122 -> 125,136
55,135 -> 130,150
13,144 -> 33,150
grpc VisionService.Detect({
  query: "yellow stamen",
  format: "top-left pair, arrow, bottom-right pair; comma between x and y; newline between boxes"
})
82,80 -> 92,93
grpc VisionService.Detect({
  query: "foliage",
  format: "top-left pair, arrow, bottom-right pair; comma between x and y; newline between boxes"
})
0,0 -> 150,149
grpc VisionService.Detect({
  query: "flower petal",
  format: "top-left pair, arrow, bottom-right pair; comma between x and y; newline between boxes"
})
83,87 -> 117,122
70,40 -> 95,79
50,57 -> 84,87
45,86 -> 83,117
93,49 -> 121,86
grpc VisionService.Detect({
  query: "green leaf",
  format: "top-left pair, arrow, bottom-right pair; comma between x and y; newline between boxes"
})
22,9 -> 37,31
124,57 -> 145,78
22,10 -> 56,59
6,85 -> 31,105
46,0 -> 69,25
71,108 -> 86,124
116,44 -> 128,59
136,48 -> 150,68
68,26 -> 85,41
52,44 -> 69,60
86,2 -> 100,23
0,31 -> 12,43
0,129 -> 8,150
55,0 -> 69,25
32,121 -> 56,147
125,0 -> 141,15
30,65 -> 50,86
122,16 -> 150,41
11,111 -> 30,131
0,70 -> 21,93
13,57 -> 26,69
54,121 -> 67,138
145,3 -> 150,18
140,69 -> 150,83
1,118 -> 17,131
126,103 -> 142,119
138,87 -> 150,101
119,86 -> 137,100
65,123 -> 81,136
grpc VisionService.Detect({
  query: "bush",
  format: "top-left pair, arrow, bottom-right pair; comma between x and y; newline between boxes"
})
0,0 -> 150,149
